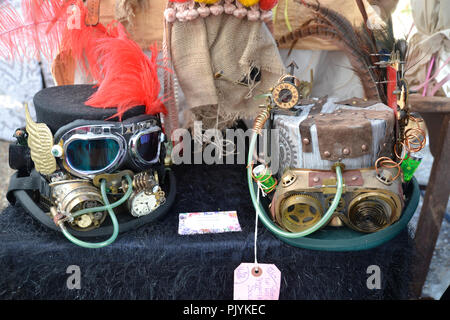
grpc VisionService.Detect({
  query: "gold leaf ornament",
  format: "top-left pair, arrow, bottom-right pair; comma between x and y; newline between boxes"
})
25,104 -> 57,175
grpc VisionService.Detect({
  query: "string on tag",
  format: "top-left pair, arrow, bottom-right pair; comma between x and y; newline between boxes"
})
253,181 -> 267,275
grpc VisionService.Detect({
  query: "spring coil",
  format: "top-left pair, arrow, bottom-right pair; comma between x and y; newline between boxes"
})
375,115 -> 426,182
132,171 -> 157,191
253,107 -> 271,135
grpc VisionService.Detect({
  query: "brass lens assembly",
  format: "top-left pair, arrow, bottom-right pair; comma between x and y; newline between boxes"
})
50,180 -> 107,231
271,168 -> 404,234
279,194 -> 324,232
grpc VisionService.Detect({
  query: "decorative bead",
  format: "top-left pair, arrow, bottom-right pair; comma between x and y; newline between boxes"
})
164,8 -> 177,22
259,0 -> 278,11
195,0 -> 220,4
237,0 -> 259,7
186,1 -> 199,20
51,145 -> 63,157
210,3 -> 224,15
175,3 -> 189,21
224,0 -> 236,14
198,3 -> 211,17
247,4 -> 260,21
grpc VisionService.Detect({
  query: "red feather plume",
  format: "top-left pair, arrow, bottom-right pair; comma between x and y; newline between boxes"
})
259,0 -> 278,11
59,2 -> 166,118
85,24 -> 167,119
0,0 -> 70,61
0,0 -> 167,119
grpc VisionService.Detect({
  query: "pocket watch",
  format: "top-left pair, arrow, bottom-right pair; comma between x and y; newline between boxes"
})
128,185 -> 166,217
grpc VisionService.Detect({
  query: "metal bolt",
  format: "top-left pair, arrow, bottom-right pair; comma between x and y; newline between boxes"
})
324,151 -> 331,157
320,113 -> 324,116
352,101 -> 357,105
313,177 -> 319,182
361,144 -> 368,151
303,138 -> 310,145
343,148 -> 350,155
352,176 -> 358,181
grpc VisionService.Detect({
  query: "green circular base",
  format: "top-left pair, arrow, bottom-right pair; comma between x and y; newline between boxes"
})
270,177 -> 420,251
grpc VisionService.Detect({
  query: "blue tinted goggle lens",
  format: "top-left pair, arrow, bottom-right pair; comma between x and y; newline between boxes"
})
136,131 -> 160,162
66,139 -> 120,172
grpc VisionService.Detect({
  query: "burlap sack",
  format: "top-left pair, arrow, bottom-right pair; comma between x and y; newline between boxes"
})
171,14 -> 286,129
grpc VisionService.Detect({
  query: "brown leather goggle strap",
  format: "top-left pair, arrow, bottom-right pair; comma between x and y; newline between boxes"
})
85,0 -> 100,26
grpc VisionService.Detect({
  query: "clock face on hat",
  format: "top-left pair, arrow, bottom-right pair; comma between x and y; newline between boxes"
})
272,82 -> 299,109
130,191 -> 158,217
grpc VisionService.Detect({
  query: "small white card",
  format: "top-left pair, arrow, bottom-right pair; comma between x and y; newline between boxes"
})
178,211 -> 242,235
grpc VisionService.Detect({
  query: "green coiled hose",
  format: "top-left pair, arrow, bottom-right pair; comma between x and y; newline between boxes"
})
59,175 -> 134,248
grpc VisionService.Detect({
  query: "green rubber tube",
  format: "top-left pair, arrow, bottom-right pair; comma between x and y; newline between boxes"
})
247,132 -> 343,238
59,175 -> 134,248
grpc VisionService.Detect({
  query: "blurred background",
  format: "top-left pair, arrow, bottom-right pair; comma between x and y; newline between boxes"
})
0,0 -> 448,299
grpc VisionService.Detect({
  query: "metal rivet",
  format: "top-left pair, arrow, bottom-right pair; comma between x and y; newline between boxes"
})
361,144 -> 368,151
324,151 -> 331,157
364,98 -> 368,101
313,177 -> 319,182
352,176 -> 358,181
320,113 -> 324,116
343,148 -> 350,155
352,101 -> 357,105
303,138 -> 310,145
308,115 -> 313,119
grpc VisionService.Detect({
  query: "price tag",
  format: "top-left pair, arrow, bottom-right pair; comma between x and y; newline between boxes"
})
233,263 -> 281,300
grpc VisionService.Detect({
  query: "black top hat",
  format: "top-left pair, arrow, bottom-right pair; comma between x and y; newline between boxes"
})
34,84 -> 147,133
7,84 -> 176,239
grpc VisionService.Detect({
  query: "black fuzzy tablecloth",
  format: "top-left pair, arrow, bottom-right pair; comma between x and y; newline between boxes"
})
0,164 -> 414,299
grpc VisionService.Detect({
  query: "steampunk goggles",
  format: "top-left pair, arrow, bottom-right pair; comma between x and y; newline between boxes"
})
52,116 -> 165,178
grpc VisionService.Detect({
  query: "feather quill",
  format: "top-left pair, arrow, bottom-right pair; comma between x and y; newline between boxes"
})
1,0 -> 167,119
0,0 -> 70,61
85,24 -> 167,118
58,3 -> 166,118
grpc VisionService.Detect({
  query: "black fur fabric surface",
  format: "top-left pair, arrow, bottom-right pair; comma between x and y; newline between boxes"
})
0,164 -> 414,299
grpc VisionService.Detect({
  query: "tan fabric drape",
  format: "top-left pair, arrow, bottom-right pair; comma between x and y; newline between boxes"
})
99,0 -> 166,49
406,0 -> 450,96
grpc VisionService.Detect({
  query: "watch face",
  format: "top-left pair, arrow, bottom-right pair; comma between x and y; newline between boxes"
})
272,82 -> 300,109
130,191 -> 158,217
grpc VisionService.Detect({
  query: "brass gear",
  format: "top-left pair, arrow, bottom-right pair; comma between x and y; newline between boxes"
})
279,193 -> 324,232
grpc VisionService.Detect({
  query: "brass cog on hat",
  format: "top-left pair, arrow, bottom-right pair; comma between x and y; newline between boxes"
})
279,193 -> 324,232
